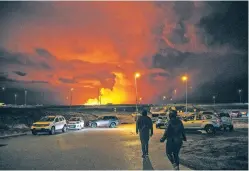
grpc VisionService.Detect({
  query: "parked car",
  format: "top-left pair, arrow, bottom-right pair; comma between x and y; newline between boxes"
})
156,116 -> 170,129
67,117 -> 84,130
89,116 -> 119,128
132,112 -> 142,121
216,112 -> 234,131
31,115 -> 67,135
230,111 -> 242,118
181,114 -> 221,134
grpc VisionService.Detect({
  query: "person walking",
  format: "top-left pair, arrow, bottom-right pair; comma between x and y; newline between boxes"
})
136,109 -> 153,158
160,110 -> 187,170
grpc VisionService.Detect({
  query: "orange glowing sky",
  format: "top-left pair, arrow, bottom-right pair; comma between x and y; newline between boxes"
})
0,1 -> 246,105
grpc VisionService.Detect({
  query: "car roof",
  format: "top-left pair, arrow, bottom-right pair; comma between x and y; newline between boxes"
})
47,115 -> 64,117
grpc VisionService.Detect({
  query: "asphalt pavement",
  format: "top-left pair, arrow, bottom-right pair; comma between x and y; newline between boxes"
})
0,124 -> 191,170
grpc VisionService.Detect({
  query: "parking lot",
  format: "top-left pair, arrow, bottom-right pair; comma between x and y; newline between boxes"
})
0,123 -> 248,170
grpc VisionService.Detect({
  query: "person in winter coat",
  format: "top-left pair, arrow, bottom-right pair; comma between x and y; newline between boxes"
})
136,109 -> 153,158
160,110 -> 187,170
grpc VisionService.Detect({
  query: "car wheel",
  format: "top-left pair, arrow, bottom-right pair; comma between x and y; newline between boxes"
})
110,122 -> 116,128
205,125 -> 215,134
229,125 -> 234,132
62,125 -> 67,133
32,130 -> 37,135
91,123 -> 97,128
49,126 -> 55,135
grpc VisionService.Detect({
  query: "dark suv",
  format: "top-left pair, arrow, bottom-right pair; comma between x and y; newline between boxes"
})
89,116 -> 119,128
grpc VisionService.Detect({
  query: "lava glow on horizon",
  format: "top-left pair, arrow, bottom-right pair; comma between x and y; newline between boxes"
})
84,72 -> 130,105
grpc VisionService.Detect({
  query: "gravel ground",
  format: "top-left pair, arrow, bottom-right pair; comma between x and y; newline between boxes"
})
180,129 -> 248,170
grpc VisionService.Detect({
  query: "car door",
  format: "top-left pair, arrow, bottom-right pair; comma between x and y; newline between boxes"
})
102,116 -> 111,127
192,114 -> 204,128
95,116 -> 106,127
59,117 -> 65,129
54,117 -> 60,130
182,115 -> 195,129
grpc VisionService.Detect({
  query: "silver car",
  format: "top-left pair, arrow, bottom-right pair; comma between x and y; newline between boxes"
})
89,116 -> 119,128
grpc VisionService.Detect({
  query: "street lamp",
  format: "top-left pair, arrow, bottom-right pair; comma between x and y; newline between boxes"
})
24,90 -> 27,106
2,87 -> 5,103
70,88 -> 74,109
213,96 -> 216,105
139,97 -> 142,104
14,94 -> 17,106
238,89 -> 242,103
181,76 -> 188,113
134,72 -> 140,112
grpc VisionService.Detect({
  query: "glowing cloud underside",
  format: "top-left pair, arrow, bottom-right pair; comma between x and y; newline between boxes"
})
84,72 -> 130,105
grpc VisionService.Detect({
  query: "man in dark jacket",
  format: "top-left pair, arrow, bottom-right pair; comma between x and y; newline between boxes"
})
136,109 -> 153,158
160,110 -> 187,170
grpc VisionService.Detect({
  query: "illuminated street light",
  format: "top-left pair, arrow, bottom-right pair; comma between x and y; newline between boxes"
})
134,72 -> 140,112
238,89 -> 242,103
181,75 -> 188,113
135,73 -> 141,78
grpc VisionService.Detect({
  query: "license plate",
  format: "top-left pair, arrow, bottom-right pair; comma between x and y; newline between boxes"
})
69,125 -> 75,128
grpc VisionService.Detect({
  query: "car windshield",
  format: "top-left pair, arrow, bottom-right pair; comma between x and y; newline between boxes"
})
219,113 -> 230,117
69,117 -> 80,121
203,112 -> 213,114
98,116 -> 104,120
152,114 -> 159,117
39,116 -> 55,122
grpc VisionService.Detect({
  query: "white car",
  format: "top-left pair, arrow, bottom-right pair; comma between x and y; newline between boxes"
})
182,114 -> 222,134
31,115 -> 67,135
67,117 -> 84,130
217,112 -> 234,131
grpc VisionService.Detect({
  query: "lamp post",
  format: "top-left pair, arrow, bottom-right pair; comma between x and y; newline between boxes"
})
238,89 -> 242,103
24,90 -> 27,106
213,96 -> 216,106
14,94 -> 17,106
2,87 -> 5,103
139,97 -> 142,104
182,76 -> 188,113
134,72 -> 140,112
70,88 -> 74,110
163,96 -> 166,105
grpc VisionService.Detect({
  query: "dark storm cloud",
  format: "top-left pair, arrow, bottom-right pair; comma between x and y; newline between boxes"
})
0,47 -> 52,70
13,71 -> 27,76
0,75 -> 16,83
35,48 -> 55,59
168,21 -> 189,45
199,1 -> 248,52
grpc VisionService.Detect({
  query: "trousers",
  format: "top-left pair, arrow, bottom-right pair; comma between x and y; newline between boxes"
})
166,138 -> 183,166
140,138 -> 149,155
